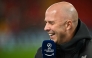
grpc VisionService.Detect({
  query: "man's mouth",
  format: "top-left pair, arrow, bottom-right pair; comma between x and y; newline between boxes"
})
48,33 -> 55,37
48,33 -> 56,42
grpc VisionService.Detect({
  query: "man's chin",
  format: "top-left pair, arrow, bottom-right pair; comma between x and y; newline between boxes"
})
50,39 -> 56,43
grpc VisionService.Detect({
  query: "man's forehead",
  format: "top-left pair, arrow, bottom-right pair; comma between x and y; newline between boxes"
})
45,11 -> 63,21
45,10 -> 57,21
46,10 -> 57,15
44,17 -> 55,22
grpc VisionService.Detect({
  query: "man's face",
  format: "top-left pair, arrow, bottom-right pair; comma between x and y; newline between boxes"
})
44,10 -> 67,44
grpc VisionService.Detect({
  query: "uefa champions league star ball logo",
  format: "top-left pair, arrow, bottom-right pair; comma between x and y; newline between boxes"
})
47,43 -> 52,49
44,43 -> 54,56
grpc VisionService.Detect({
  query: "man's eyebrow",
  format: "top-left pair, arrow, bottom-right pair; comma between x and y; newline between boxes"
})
48,21 -> 55,24
44,20 -> 55,23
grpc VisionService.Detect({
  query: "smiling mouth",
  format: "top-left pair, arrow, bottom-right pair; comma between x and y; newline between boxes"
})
49,34 -> 55,42
49,33 -> 55,36
48,33 -> 55,40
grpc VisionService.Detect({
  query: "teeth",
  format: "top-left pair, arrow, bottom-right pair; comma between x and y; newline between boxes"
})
49,34 -> 53,36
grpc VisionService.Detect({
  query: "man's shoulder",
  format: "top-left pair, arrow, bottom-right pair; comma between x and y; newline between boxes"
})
79,39 -> 92,58
83,39 -> 92,58
35,47 -> 42,58
86,39 -> 92,52
38,47 -> 42,51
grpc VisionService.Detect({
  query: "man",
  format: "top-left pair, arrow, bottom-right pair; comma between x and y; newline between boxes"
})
35,1 -> 92,58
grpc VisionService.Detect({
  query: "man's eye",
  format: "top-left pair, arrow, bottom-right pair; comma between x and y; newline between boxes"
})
49,21 -> 54,25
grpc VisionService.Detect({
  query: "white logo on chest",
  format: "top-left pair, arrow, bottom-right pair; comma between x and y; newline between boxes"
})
81,55 -> 87,58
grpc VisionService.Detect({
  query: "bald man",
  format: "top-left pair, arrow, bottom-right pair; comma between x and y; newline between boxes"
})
35,1 -> 92,58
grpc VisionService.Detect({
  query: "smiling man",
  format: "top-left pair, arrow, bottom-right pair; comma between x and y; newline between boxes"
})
35,1 -> 92,58
44,2 -> 78,45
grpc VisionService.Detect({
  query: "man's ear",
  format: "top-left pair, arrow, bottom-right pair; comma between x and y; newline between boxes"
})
65,20 -> 72,30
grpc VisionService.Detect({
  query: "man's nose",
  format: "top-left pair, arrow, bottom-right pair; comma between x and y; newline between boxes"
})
44,24 -> 50,31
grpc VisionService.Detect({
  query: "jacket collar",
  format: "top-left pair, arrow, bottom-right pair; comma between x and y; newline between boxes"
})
56,19 -> 91,52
